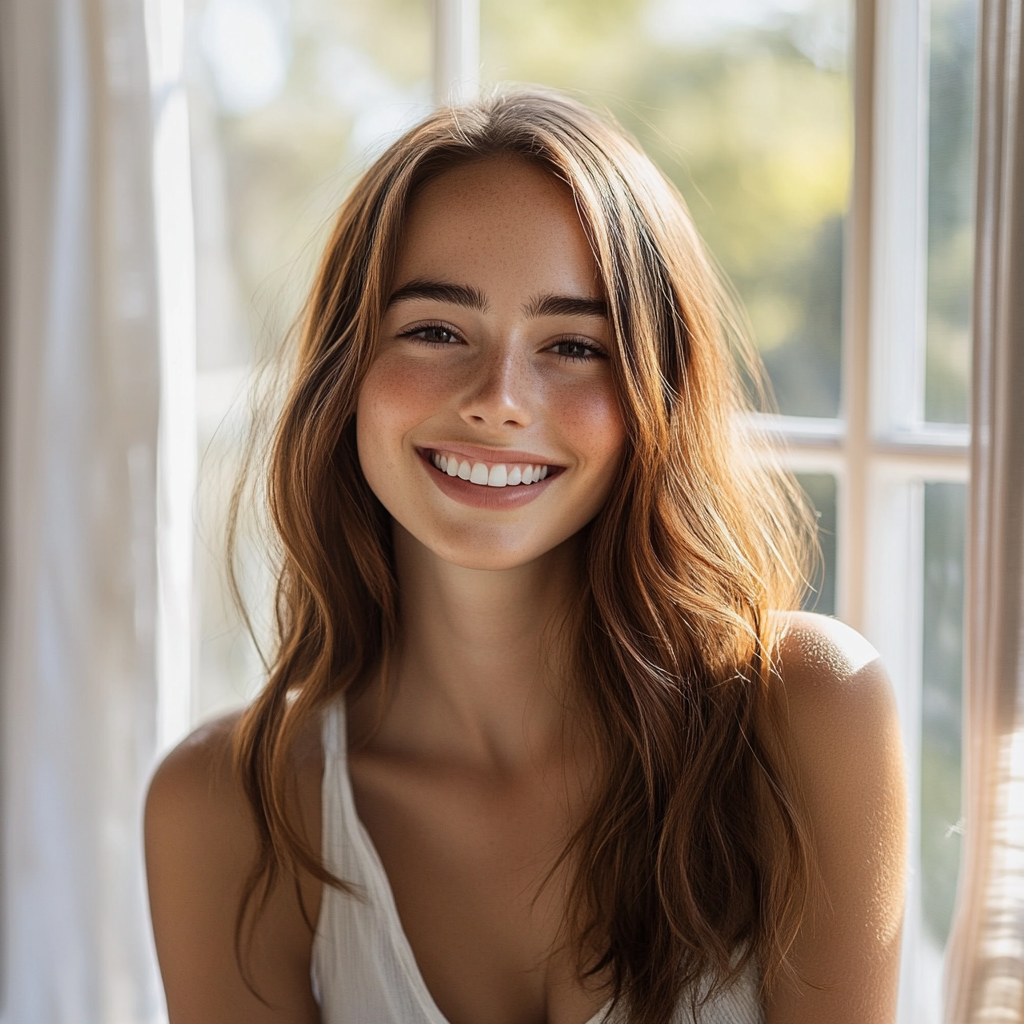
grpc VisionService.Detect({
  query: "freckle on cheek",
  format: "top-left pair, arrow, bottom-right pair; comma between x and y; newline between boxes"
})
560,394 -> 624,455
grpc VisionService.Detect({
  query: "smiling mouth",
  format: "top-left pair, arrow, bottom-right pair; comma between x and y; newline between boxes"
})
423,449 -> 559,488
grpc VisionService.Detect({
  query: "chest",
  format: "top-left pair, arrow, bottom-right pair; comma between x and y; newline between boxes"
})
346,750 -> 607,1024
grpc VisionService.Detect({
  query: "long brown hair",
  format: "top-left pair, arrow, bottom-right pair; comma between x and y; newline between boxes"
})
232,88 -> 819,1022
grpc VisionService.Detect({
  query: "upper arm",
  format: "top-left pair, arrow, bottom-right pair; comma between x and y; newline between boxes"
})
764,612 -> 907,1024
144,713 -> 322,1024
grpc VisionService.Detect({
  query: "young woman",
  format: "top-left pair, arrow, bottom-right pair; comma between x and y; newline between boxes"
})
145,90 -> 907,1024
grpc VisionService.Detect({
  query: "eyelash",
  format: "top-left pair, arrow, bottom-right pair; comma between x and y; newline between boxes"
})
398,322 -> 462,346
397,322 -> 607,363
550,338 -> 606,363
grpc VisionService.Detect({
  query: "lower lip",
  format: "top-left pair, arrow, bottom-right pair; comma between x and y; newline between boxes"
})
420,452 -> 559,510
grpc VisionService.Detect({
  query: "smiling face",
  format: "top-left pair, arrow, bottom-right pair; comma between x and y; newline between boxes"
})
355,157 -> 626,571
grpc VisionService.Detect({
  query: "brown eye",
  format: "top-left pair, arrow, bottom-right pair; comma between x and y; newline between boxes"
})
551,338 -> 603,361
419,326 -> 457,344
400,323 -> 461,345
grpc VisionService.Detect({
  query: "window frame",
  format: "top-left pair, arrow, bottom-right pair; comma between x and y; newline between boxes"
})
435,0 -> 972,1016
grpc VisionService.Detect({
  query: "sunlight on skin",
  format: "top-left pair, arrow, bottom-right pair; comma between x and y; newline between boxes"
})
782,610 -> 882,679
357,157 -> 625,575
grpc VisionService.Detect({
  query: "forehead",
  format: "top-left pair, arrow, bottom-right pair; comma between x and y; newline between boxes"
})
393,158 -> 603,298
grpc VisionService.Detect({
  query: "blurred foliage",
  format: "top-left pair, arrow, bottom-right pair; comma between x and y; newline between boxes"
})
192,0 -> 854,414
921,482 -> 966,944
925,0 -> 977,423
482,0 -> 851,417
192,0 -> 976,418
189,0 -> 431,357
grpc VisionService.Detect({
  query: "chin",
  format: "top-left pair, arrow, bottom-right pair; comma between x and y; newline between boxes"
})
428,532 -> 551,572
397,517 -> 580,573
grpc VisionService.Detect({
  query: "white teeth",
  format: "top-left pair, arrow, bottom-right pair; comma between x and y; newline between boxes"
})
429,451 -> 553,488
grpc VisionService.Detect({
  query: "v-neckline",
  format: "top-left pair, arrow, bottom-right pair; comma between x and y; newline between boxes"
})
334,701 -> 614,1024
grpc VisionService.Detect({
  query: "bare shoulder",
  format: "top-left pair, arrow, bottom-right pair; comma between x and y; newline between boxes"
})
146,710 -> 247,836
768,610 -> 904,835
768,610 -> 901,768
773,610 -> 888,706
146,707 -> 322,835
145,709 -> 322,1024
762,612 -> 907,1024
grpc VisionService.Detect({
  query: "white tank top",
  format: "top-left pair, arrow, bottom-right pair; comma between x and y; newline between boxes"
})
311,699 -> 765,1024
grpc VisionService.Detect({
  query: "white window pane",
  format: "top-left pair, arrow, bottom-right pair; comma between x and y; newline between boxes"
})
924,0 -> 977,424
795,471 -> 837,616
918,481 -> 966,1011
481,0 -> 852,418
920,483 -> 966,941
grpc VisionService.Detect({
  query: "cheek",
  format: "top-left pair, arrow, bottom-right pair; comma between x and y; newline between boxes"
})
355,354 -> 454,497
358,354 -> 436,430
552,376 -> 626,474
356,360 -> 417,489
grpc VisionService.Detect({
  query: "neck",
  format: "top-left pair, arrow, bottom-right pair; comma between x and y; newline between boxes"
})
353,523 -> 585,771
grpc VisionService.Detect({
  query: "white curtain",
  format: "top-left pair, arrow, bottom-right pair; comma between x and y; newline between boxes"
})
944,0 -> 1024,1017
0,0 -> 165,1020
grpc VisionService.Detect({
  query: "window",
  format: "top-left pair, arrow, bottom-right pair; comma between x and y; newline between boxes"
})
186,0 -> 433,722
180,0 -> 975,1017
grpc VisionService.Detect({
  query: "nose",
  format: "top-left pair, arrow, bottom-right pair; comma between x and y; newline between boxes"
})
459,343 -> 533,429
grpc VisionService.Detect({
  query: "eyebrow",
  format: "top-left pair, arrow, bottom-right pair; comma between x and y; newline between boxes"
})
524,293 -> 608,320
386,280 -> 487,311
386,279 -> 608,321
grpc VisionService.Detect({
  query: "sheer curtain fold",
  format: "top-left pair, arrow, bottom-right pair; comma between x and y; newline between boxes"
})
0,0 -> 163,1021
943,0 -> 1024,1018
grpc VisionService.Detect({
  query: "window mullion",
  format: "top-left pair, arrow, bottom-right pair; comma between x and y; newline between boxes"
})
431,0 -> 480,106
150,0 -> 198,751
863,0 -> 935,1018
870,0 -> 930,438
839,0 -> 877,633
